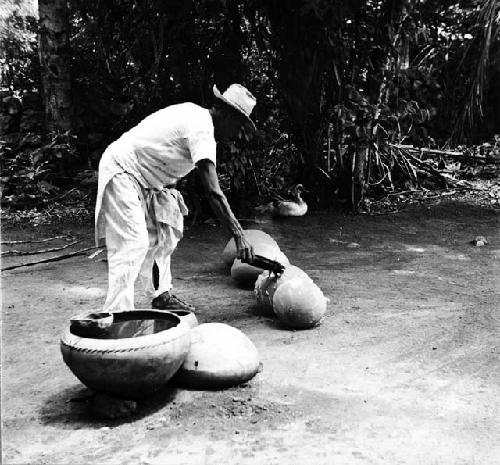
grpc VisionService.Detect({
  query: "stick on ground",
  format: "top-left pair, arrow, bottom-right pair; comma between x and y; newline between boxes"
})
1,240 -> 81,256
1,246 -> 96,272
389,143 -> 500,164
88,248 -> 105,260
404,151 -> 455,188
0,235 -> 69,245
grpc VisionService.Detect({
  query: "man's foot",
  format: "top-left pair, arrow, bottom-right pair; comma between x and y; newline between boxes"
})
152,291 -> 196,312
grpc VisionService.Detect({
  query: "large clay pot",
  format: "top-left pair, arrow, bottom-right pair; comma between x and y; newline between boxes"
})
222,229 -> 278,267
273,278 -> 327,329
254,265 -> 313,311
60,310 -> 191,399
175,323 -> 260,389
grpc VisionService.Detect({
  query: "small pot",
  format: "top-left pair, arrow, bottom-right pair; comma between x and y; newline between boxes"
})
70,312 -> 114,338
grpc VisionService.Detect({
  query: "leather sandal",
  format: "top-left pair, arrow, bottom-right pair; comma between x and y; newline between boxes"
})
152,291 -> 196,312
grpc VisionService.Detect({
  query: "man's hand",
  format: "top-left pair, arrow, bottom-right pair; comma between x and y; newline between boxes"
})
234,234 -> 255,263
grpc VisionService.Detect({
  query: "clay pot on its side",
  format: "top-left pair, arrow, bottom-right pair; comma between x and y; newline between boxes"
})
175,323 -> 260,389
273,278 -> 328,329
222,229 -> 278,267
254,265 -> 314,312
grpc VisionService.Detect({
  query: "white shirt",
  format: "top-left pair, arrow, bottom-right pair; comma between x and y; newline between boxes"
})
107,102 -> 217,189
95,102 -> 216,244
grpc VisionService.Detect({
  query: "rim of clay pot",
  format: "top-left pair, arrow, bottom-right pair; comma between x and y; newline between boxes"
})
61,310 -> 188,353
137,308 -> 194,316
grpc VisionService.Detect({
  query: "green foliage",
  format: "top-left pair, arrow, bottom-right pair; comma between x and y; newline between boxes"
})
2,0 -> 500,213
67,0 -> 301,209
411,0 -> 500,142
1,131 -> 79,208
218,117 -> 302,206
0,12 -> 40,92
69,0 -> 252,146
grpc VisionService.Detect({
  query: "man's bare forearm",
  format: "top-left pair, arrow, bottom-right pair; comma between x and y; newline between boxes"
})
206,190 -> 244,238
196,159 -> 254,261
196,159 -> 244,238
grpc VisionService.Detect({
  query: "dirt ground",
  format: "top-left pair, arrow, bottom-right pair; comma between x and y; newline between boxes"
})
2,200 -> 500,465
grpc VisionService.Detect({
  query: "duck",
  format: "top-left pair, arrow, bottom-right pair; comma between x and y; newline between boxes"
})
256,184 -> 308,217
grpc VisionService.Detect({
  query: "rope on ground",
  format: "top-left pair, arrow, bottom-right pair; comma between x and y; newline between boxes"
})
1,240 -> 81,256
1,246 -> 97,272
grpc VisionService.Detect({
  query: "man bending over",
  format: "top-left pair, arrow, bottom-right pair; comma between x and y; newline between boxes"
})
95,84 -> 256,312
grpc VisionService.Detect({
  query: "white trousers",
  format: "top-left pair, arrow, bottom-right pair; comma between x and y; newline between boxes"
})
101,173 -> 182,312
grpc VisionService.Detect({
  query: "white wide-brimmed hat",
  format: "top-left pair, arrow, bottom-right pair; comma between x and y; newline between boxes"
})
213,83 -> 256,130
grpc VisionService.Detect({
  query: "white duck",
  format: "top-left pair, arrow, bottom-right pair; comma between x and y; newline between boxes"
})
256,184 -> 308,217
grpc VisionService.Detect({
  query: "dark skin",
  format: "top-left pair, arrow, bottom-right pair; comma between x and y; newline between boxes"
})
195,103 -> 255,262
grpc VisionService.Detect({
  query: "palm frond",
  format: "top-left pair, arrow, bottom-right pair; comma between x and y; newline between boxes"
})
455,0 -> 499,140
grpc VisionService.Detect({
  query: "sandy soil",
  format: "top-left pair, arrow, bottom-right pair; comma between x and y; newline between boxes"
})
2,201 -> 500,465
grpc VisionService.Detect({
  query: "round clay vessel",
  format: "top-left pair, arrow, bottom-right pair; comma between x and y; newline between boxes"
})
273,278 -> 327,329
60,310 -> 191,399
254,265 -> 313,312
175,323 -> 260,389
222,229 -> 278,267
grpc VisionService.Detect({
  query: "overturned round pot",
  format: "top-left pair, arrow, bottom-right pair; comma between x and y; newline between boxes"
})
61,310 -> 191,399
175,323 -> 261,389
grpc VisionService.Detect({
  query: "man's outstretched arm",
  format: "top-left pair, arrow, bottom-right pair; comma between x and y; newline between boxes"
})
196,159 -> 254,262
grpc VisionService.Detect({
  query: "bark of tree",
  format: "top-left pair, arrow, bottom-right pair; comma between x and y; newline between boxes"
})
38,0 -> 73,132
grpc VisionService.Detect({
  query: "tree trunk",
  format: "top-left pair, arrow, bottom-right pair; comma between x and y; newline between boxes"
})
38,0 -> 73,132
352,145 -> 368,211
351,0 -> 410,209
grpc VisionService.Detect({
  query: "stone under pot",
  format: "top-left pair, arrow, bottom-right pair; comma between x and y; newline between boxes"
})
60,310 -> 191,400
